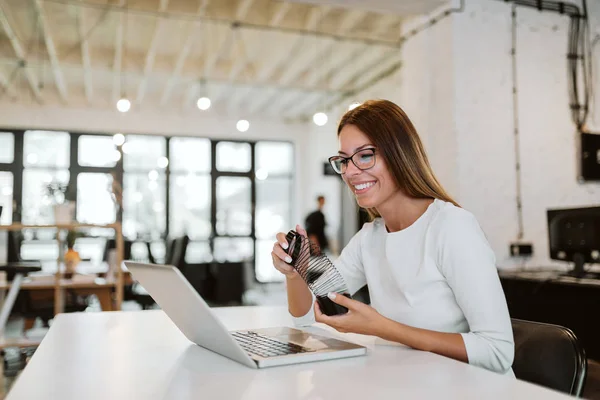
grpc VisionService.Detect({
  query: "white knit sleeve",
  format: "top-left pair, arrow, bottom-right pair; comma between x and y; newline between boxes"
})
435,209 -> 515,374
291,227 -> 367,326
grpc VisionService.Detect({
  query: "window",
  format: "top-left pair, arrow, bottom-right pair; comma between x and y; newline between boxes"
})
169,138 -> 211,240
216,176 -> 252,236
123,172 -> 166,240
0,172 -> 13,224
254,141 -> 294,282
78,135 -> 118,167
123,135 -> 167,240
77,173 -> 116,224
216,142 -> 251,172
24,130 -> 70,168
170,137 -> 211,173
0,132 -> 14,164
22,169 -> 70,224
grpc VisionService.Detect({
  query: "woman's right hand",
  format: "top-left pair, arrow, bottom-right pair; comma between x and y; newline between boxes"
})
272,224 -> 308,279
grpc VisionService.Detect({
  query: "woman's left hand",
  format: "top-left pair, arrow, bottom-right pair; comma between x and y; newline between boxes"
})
314,292 -> 385,336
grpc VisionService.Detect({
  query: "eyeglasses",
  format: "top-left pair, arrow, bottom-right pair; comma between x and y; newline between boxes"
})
328,148 -> 376,175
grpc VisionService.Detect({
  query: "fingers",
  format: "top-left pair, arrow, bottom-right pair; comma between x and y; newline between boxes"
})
272,241 -> 292,264
275,232 -> 290,250
327,292 -> 356,310
271,251 -> 296,276
296,225 -> 308,238
314,302 -> 346,332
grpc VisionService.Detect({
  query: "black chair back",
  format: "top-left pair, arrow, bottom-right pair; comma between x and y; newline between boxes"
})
167,235 -> 189,269
512,318 -> 587,396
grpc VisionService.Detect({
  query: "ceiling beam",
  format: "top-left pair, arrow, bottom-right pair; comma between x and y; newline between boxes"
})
277,9 -> 367,87
136,0 -> 169,105
306,14 -> 399,88
202,0 -> 254,80
32,0 -> 68,102
221,1 -> 291,93
0,69 -> 17,99
112,0 -> 125,102
269,2 -> 291,27
160,0 -> 209,106
77,6 -> 93,104
196,0 -> 254,108
0,0 -> 42,102
241,5 -> 331,115
282,91 -> 327,117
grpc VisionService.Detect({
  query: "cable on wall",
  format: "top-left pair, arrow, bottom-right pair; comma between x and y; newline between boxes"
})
510,5 -> 525,241
501,0 -> 592,131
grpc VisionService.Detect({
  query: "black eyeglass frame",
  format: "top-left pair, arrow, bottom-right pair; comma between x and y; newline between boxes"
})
328,148 -> 377,175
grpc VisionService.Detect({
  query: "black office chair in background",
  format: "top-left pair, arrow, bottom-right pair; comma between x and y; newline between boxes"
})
512,318 -> 587,397
131,235 -> 189,309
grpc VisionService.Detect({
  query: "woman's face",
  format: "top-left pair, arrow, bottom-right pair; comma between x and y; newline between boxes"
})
338,124 -> 399,209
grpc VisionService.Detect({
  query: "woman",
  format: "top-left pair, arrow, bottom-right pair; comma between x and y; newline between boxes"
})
271,99 -> 514,375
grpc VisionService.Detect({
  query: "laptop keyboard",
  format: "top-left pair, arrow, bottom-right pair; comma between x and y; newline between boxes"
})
231,331 -> 312,358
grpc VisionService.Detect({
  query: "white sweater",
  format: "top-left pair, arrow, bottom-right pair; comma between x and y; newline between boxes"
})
293,199 -> 515,375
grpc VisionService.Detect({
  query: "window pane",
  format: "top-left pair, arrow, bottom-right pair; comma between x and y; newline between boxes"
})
77,173 -> 116,224
214,237 -> 253,263
255,142 -> 293,175
185,241 -> 213,263
22,169 -> 70,224
216,177 -> 251,236
255,178 -> 292,240
216,142 -> 251,172
78,135 -> 118,167
24,130 -> 70,168
0,132 -> 14,163
256,240 -> 284,282
20,239 -> 59,261
170,138 -> 211,172
123,172 -> 166,240
169,174 -> 211,240
123,135 -> 166,171
0,172 -> 13,224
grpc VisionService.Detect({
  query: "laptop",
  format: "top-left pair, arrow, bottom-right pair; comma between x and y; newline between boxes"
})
124,262 -> 367,368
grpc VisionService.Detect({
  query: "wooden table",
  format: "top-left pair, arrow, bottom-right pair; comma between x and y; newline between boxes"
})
5,307 -> 573,400
0,223 -> 125,312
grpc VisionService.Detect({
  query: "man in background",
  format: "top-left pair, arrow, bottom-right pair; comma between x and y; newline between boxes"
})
305,195 -> 329,253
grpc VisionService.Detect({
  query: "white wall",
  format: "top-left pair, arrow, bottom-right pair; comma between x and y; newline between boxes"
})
353,0 -> 600,269
452,0 -> 600,269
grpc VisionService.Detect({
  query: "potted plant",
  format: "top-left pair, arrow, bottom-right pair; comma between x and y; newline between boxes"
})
63,230 -> 81,279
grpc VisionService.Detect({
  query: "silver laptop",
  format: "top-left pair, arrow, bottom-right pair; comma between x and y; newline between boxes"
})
125,262 -> 366,368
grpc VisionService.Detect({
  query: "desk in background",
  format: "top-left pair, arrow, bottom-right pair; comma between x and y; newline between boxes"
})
500,269 -> 600,361
7,306 -> 571,399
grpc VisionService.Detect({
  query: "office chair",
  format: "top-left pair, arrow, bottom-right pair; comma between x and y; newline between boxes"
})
131,235 -> 189,309
512,318 -> 587,397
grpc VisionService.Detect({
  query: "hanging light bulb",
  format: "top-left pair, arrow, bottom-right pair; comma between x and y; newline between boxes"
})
348,102 -> 361,111
197,97 -> 211,111
313,112 -> 328,126
116,97 -> 131,113
236,119 -> 250,132
113,133 -> 125,146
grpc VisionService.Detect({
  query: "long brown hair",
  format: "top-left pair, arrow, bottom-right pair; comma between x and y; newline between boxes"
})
338,99 -> 459,218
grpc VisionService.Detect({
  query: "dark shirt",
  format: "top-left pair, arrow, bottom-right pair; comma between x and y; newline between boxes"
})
305,210 -> 329,251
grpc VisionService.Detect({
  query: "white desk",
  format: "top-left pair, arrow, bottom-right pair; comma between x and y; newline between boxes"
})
7,307 -> 572,399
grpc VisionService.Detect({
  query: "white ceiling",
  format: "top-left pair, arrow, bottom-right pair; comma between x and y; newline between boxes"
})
285,0 -> 449,16
0,0 -> 444,121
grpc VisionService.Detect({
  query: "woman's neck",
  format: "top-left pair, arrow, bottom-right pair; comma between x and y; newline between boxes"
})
376,192 -> 434,232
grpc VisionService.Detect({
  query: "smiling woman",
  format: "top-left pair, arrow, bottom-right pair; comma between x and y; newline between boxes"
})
271,100 -> 515,376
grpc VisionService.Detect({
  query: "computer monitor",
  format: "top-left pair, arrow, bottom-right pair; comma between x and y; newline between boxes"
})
547,206 -> 600,278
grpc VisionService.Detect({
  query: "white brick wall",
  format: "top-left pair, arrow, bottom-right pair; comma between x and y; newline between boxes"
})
355,0 -> 600,269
